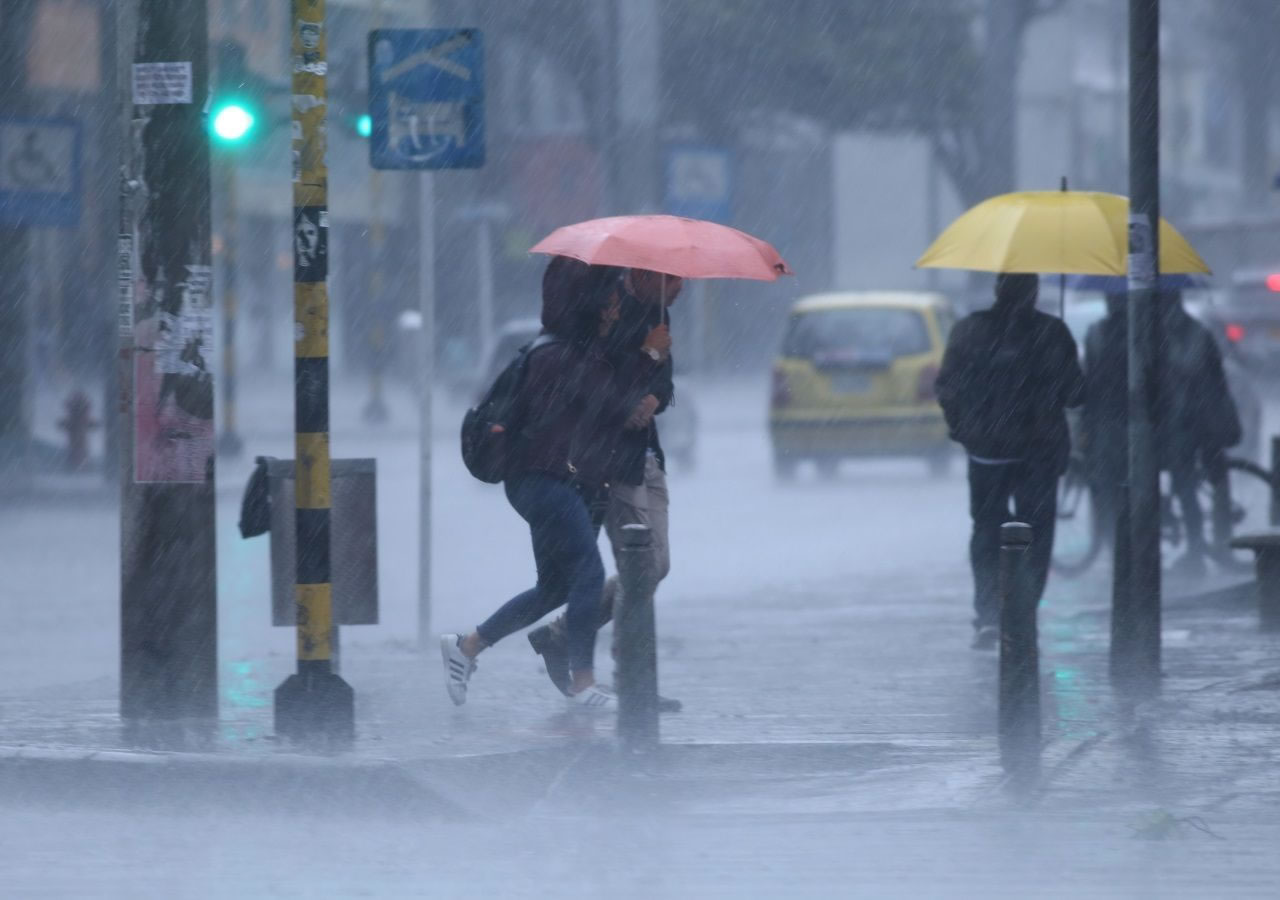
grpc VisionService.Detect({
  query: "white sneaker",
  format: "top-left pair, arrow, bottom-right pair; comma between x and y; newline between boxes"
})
569,683 -> 616,712
440,634 -> 476,706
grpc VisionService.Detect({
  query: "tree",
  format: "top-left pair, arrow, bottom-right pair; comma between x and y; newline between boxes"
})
481,1 -> 1067,212
1202,0 -> 1280,209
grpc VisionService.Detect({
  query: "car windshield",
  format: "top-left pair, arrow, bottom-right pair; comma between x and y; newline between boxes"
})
783,307 -> 931,359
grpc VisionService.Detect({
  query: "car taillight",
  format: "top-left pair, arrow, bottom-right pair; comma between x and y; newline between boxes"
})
1226,323 -> 1246,343
917,365 -> 939,402
771,368 -> 791,408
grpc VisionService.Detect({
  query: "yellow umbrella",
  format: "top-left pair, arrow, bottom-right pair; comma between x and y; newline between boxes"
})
916,190 -> 1210,275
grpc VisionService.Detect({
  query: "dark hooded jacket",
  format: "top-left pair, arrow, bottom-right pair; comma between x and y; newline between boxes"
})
936,295 -> 1084,472
607,293 -> 675,485
507,261 -> 656,489
1083,298 -> 1240,478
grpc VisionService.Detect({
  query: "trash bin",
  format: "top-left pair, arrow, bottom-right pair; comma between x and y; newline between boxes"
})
266,457 -> 378,626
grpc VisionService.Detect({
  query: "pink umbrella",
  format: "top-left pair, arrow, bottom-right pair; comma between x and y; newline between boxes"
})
529,215 -> 793,281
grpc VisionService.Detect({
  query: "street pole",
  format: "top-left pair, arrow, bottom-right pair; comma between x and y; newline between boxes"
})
1113,0 -> 1162,698
0,1 -> 36,473
475,217 -> 495,364
274,0 -> 355,747
362,167 -> 390,424
417,172 -> 435,650
218,156 -> 244,456
118,0 -> 218,729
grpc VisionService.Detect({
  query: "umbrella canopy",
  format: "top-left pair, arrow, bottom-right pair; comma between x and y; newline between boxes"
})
916,191 -> 1210,276
530,215 -> 792,281
1064,273 -> 1208,292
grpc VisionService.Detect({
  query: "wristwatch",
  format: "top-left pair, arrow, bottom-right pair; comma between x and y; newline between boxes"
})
642,347 -> 661,362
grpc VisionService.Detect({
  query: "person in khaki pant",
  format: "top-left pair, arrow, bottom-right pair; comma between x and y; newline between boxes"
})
528,268 -> 682,711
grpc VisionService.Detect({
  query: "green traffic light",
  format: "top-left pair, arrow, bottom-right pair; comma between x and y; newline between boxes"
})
212,103 -> 255,143
356,114 -> 372,138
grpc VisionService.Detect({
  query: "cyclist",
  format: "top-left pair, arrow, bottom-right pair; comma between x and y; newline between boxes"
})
1082,290 -> 1241,577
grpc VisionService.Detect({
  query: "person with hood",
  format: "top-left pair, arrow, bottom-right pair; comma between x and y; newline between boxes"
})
936,273 -> 1084,649
1082,290 -> 1241,577
439,257 -> 659,710
1081,291 -> 1129,553
525,268 -> 681,710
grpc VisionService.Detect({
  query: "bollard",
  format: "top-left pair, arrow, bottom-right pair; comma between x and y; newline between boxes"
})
998,521 -> 1041,783
1270,437 -> 1280,527
614,523 -> 659,754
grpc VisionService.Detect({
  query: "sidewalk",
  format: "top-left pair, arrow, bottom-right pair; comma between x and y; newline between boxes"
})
3,559 -> 1278,823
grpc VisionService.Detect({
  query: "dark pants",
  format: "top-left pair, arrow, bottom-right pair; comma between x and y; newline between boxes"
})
475,473 -> 605,673
968,459 -> 1058,630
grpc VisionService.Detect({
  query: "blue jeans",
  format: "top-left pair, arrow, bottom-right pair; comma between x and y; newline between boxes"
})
475,473 -> 605,673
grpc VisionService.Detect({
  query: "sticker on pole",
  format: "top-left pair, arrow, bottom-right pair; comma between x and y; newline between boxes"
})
132,62 -> 193,105
368,28 -> 485,170
1127,213 -> 1155,289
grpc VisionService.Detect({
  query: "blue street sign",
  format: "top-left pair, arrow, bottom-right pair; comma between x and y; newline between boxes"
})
664,145 -> 733,223
0,117 -> 81,228
368,28 -> 485,170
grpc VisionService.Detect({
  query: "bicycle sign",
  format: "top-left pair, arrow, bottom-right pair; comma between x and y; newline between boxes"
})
368,28 -> 485,170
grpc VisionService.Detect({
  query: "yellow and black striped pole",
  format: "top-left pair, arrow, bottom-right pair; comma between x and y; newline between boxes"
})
274,0 -> 354,746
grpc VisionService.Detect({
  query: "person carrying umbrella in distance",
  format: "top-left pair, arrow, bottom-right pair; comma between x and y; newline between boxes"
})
918,188 -> 1209,648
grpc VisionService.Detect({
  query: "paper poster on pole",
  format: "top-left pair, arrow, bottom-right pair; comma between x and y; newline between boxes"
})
1127,213 -> 1155,290
132,62 -> 193,105
133,262 -> 215,483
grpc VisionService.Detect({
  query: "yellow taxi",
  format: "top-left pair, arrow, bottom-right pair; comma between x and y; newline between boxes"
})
769,291 -> 954,479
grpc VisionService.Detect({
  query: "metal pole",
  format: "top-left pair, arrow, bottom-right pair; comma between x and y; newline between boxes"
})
476,217 -> 495,364
218,156 -> 243,456
362,166 -> 390,424
274,0 -> 355,747
998,522 -> 1040,783
1269,436 -> 1280,527
1117,0 -> 1162,698
417,172 -> 435,650
119,0 -> 218,727
615,523 -> 659,753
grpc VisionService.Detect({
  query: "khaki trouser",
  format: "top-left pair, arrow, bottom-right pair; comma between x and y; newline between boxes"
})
547,454 -> 670,641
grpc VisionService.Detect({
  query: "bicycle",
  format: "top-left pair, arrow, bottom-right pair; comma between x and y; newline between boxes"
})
1051,451 -> 1276,578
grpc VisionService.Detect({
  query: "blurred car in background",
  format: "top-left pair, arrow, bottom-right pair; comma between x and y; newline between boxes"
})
769,292 -> 954,479
476,318 -> 699,471
1195,270 -> 1280,380
1061,296 -> 1262,463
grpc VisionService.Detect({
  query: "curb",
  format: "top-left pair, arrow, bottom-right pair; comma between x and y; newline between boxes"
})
0,744 -> 469,819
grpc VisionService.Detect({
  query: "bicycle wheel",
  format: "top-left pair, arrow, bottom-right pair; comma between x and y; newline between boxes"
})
1052,456 -> 1104,577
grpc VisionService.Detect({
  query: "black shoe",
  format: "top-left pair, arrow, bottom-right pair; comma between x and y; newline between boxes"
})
658,695 -> 683,714
528,626 -> 571,696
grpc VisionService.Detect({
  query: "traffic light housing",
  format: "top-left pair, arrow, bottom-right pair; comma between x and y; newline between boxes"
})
211,40 -> 262,148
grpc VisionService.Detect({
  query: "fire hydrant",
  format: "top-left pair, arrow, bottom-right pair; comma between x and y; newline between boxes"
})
57,390 -> 99,471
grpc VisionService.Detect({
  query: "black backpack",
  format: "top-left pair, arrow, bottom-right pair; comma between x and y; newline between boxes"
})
460,335 -> 560,484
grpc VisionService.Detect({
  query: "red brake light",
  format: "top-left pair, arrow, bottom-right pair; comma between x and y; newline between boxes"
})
771,368 -> 791,408
1226,323 -> 1246,343
1266,274 -> 1280,292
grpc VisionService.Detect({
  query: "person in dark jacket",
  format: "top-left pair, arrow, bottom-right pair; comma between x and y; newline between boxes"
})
936,273 -> 1084,649
1159,292 -> 1242,575
440,257 -> 657,710
525,269 -> 680,706
1083,291 -> 1242,577
1082,291 -> 1128,552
